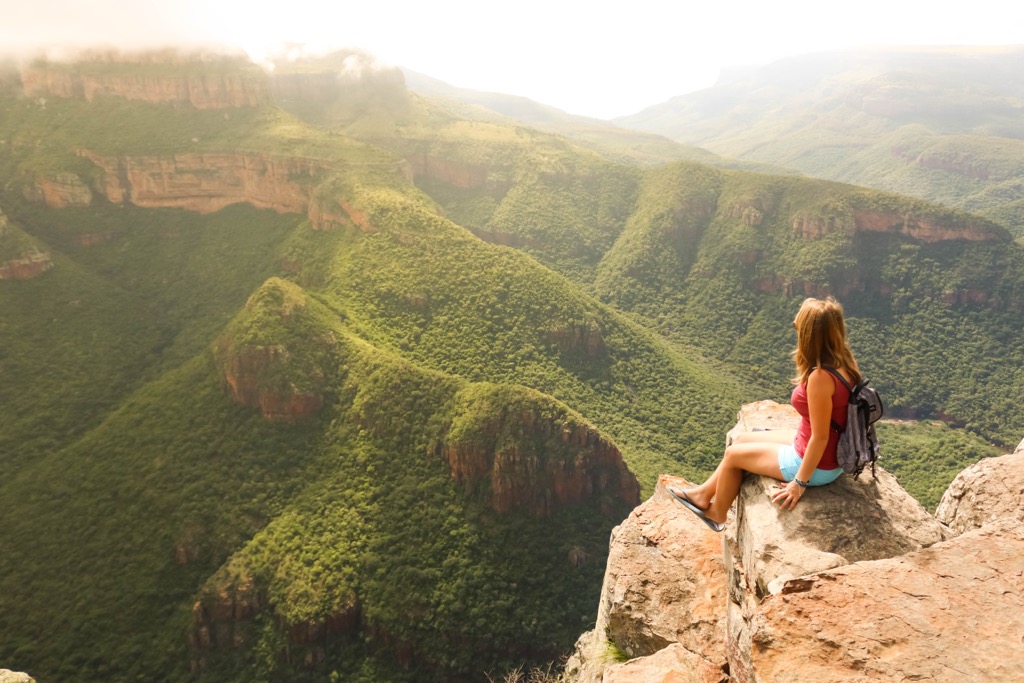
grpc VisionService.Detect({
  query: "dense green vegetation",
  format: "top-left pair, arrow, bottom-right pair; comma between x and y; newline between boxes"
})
617,48 -> 1024,238
876,420 -> 1001,511
406,141 -> 1024,447
1,53 -> 1021,683
0,65 -> 748,682
0,200 -> 300,471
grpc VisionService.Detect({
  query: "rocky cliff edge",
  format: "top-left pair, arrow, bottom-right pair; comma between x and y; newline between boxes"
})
566,400 -> 1024,682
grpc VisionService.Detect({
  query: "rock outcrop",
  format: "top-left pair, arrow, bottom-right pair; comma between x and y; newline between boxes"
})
22,172 -> 93,207
547,321 -> 607,358
591,642 -> 727,683
0,252 -> 52,280
934,450 -> 1024,534
564,473 -> 730,683
21,54 -> 269,109
405,153 -> 488,189
188,568 -> 361,674
67,149 -> 375,233
746,519 -> 1024,682
791,208 -> 1005,243
78,149 -> 326,215
442,386 -> 640,517
0,212 -> 53,281
0,671 -> 36,683
566,401 -> 1024,682
213,279 -> 332,422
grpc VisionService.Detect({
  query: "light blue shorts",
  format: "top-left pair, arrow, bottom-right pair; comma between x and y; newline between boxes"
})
778,444 -> 843,486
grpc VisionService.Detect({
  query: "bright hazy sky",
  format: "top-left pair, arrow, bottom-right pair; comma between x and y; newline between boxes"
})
2,0 -> 1022,118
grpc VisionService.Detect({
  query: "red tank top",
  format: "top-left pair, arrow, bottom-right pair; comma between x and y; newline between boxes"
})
790,369 -> 850,471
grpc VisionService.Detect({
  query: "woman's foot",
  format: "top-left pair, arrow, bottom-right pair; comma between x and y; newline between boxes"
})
667,486 -> 710,511
668,487 -> 724,532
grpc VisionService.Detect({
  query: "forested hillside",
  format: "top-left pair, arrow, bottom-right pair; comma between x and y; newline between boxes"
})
0,51 -> 1016,683
618,47 -> 1024,238
346,85 -> 1024,448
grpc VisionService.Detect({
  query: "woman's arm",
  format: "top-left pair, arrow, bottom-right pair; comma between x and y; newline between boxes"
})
797,367 -> 835,480
772,367 -> 834,510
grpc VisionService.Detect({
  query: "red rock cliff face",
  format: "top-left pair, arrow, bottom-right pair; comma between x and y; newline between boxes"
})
0,215 -> 53,280
443,408 -> 640,517
188,572 -> 360,674
78,148 -> 324,214
547,321 -> 607,358
21,65 -> 269,109
406,154 -> 488,189
213,281 -> 331,422
851,209 -> 1005,242
76,148 -> 370,231
215,342 -> 325,422
22,172 -> 93,208
791,208 -> 1006,243
0,252 -> 52,280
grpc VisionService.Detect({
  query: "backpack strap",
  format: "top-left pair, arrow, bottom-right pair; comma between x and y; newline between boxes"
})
821,365 -> 854,394
822,366 -> 852,434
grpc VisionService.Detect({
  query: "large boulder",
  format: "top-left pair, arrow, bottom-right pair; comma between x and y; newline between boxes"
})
723,403 -> 949,682
600,643 -> 726,683
747,519 -> 1024,682
564,474 -> 730,682
934,451 -> 1024,535
563,403 -> 1024,683
0,671 -> 36,683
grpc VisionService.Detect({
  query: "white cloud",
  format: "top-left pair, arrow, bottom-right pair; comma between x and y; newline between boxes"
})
1,0 -> 1021,117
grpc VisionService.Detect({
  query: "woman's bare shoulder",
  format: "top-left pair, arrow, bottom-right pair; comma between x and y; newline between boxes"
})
806,367 -> 836,394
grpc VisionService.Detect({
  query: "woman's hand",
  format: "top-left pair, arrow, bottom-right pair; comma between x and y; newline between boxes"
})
771,481 -> 806,510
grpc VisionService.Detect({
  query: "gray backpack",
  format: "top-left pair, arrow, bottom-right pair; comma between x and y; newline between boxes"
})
824,367 -> 884,480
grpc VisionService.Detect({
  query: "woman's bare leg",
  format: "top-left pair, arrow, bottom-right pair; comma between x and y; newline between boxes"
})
701,443 -> 785,524
672,430 -> 794,511
733,429 -> 796,445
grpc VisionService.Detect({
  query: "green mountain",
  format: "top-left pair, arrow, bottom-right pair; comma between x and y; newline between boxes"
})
0,50 -> 1017,683
399,66 -> 793,175
617,46 -> 1024,238
0,52 -> 745,683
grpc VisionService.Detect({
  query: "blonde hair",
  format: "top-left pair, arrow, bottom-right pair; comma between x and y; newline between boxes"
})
791,296 -> 861,385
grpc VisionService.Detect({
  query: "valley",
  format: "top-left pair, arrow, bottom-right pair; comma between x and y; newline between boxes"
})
0,49 -> 1020,682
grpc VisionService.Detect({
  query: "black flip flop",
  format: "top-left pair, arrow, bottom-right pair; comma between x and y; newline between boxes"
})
668,487 -> 724,533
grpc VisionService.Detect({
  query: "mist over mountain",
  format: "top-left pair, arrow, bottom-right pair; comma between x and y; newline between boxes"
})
0,48 -> 1020,682
617,46 -> 1024,237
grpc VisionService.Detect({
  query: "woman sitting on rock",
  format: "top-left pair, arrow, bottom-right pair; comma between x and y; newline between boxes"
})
669,296 -> 859,532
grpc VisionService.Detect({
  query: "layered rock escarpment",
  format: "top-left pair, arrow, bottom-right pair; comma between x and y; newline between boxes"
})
0,211 -> 53,281
441,385 -> 640,517
79,149 -> 321,213
68,149 -> 372,233
21,54 -> 269,109
790,207 -> 1006,243
405,154 -> 488,189
566,401 -> 1024,682
188,569 -> 360,674
213,279 -> 332,422
22,172 -> 93,207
